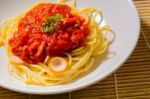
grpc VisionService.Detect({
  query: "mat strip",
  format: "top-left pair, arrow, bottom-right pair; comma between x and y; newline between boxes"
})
0,0 -> 150,99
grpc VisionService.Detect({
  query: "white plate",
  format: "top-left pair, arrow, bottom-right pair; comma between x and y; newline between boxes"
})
0,0 -> 140,94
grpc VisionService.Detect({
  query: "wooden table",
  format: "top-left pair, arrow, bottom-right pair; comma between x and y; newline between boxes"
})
0,0 -> 150,99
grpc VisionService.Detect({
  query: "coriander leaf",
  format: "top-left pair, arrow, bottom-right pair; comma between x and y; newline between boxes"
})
44,26 -> 50,33
44,13 -> 64,33
48,24 -> 55,31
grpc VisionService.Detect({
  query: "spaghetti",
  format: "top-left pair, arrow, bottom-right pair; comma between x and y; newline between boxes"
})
0,0 -> 112,86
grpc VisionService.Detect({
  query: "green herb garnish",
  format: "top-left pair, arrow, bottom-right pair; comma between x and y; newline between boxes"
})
44,13 -> 64,33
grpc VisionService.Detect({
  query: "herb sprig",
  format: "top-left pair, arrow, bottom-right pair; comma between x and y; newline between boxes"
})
44,13 -> 64,33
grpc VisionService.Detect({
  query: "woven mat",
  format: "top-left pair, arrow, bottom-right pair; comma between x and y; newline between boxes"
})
0,0 -> 150,99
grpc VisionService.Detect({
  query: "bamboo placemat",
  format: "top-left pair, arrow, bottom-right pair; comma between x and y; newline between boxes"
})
0,0 -> 150,99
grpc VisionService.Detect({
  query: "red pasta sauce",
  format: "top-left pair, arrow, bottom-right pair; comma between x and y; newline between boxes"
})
9,3 -> 90,64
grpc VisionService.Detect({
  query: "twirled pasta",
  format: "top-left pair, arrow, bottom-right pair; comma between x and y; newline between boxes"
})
0,0 -> 112,86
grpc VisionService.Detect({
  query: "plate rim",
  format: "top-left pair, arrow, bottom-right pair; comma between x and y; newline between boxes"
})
0,0 -> 141,95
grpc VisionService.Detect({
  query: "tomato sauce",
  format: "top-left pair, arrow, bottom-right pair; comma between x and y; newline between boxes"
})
9,3 -> 90,64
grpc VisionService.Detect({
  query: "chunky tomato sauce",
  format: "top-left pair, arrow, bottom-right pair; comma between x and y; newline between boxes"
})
9,3 -> 90,64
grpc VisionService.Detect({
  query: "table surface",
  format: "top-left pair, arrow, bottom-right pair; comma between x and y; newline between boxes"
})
0,0 -> 150,99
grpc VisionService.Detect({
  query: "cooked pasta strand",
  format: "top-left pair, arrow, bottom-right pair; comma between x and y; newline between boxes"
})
0,0 -> 113,86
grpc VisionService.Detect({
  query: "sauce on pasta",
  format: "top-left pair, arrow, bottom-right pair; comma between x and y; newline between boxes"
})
9,3 -> 90,64
0,0 -> 113,86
